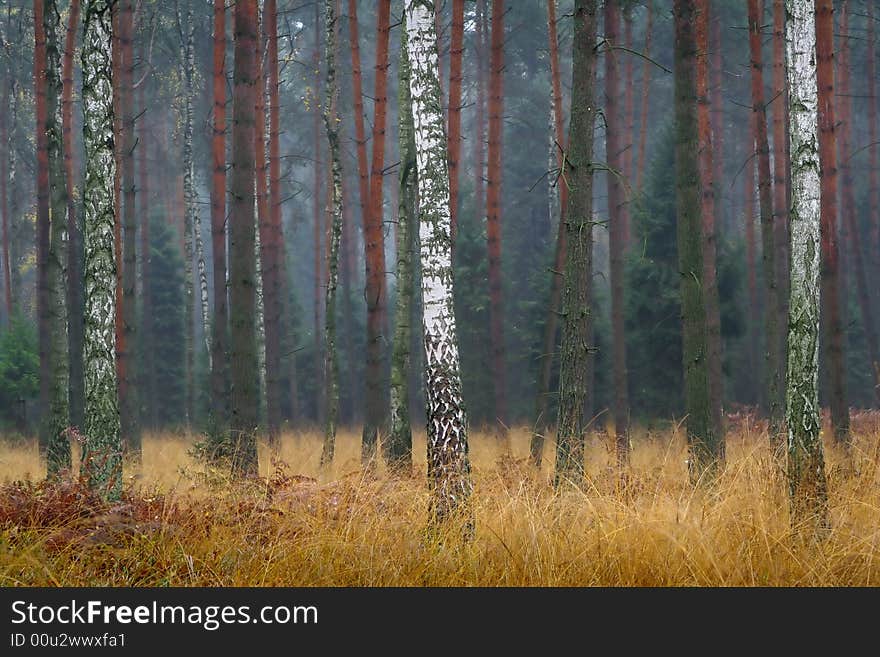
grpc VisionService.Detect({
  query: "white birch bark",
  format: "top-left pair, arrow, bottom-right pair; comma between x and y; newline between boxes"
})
81,0 -> 121,500
405,0 -> 473,528
784,0 -> 828,527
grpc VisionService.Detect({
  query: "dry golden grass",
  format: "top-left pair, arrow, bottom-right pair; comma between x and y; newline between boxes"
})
1,416 -> 879,586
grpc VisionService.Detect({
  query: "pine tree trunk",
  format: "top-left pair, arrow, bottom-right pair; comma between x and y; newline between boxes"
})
229,0 -> 260,476
347,0 -> 370,263
696,0 -> 723,447
486,0 -> 508,436
44,0 -> 71,475
553,0 -> 598,489
362,0 -> 391,465
447,0 -> 464,245
137,80 -> 155,431
405,0 -> 473,529
319,0 -> 343,467
621,7 -> 635,244
711,16 -> 724,232
674,0 -> 717,479
772,0 -> 789,438
745,160 -> 759,401
603,1 -> 630,466
387,26 -> 416,473
530,0 -> 567,468
312,3 -> 324,426
747,0 -> 780,437
256,3 -> 281,444
784,0 -> 828,532
34,0 -> 51,457
63,0 -> 84,431
210,0 -> 229,428
474,0 -> 487,238
635,0 -> 653,192
119,0 -> 139,458
81,0 -> 122,501
815,0 -> 849,442
267,0 -> 284,437
0,77 -> 10,322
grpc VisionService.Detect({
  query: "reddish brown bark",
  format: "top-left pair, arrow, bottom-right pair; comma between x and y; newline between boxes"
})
744,160 -> 758,397
771,0 -> 788,388
815,0 -> 849,441
635,0 -> 653,191
258,0 -> 282,442
210,0 -> 229,425
530,0 -> 569,467
486,0 -> 509,433
604,1 -> 629,462
710,15 -> 723,231
34,0 -> 50,447
747,0 -> 780,429
474,0 -> 487,229
62,0 -> 83,427
362,0 -> 391,462
448,0 -> 464,245
696,0 -> 722,440
621,8 -> 635,245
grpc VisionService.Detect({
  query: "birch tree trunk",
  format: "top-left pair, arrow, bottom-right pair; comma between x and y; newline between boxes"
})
784,0 -> 828,531
553,0 -> 598,489
319,0 -> 342,467
674,0 -> 717,480
81,0 -> 122,500
387,26 -> 416,473
44,0 -> 71,475
405,0 -> 473,528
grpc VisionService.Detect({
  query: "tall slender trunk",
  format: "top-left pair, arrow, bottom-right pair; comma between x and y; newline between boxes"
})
63,0 -> 84,431
815,0 -> 848,442
447,0 -> 464,245
34,0 -> 51,456
347,0 -> 370,258
405,0 -> 473,528
748,0 -> 779,439
621,7 -> 635,245
388,26 -> 416,473
44,0 -> 71,474
210,0 -> 229,427
784,0 -> 828,532
319,0 -> 343,466
256,2 -> 281,444
486,0 -> 508,434
530,0 -> 567,468
675,0 -> 717,479
696,0 -> 723,445
362,0 -> 391,464
111,7 -> 125,444
229,0 -> 260,476
772,0 -> 789,434
340,173 -> 358,424
81,0 -> 122,501
745,160 -> 759,401
711,16 -> 724,232
474,0 -> 487,236
137,80 -> 156,431
267,0 -> 284,438
635,0 -> 653,191
553,0 -> 598,489
312,3 -> 324,426
0,78 -> 10,322
604,1 -> 629,466
119,0 -> 139,456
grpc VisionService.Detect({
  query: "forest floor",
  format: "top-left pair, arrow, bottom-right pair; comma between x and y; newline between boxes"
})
1,412 -> 880,586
